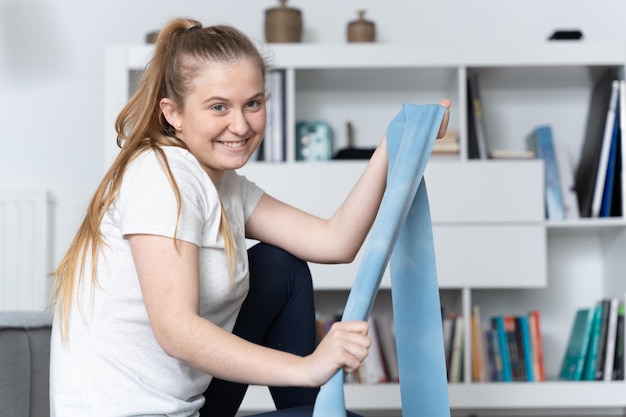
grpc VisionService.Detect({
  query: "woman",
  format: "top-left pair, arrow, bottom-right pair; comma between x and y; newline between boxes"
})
49,17 -> 450,416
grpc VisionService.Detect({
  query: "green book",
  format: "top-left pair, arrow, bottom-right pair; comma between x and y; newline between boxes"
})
583,304 -> 604,380
560,308 -> 595,380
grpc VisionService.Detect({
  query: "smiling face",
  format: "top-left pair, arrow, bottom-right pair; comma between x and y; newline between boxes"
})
161,58 -> 266,184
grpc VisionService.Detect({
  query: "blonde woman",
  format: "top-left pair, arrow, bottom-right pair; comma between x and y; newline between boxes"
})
49,17 -> 450,417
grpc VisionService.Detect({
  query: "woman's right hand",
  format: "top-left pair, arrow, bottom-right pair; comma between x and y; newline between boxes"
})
300,320 -> 371,387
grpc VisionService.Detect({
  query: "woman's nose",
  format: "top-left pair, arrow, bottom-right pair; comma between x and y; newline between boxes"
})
228,110 -> 250,136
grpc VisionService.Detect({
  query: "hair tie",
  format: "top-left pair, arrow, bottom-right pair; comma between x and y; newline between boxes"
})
187,25 -> 201,33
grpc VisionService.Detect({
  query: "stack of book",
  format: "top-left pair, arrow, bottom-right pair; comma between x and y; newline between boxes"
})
560,297 -> 625,381
467,306 -> 546,383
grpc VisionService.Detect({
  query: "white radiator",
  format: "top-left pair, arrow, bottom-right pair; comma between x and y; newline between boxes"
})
0,189 -> 54,311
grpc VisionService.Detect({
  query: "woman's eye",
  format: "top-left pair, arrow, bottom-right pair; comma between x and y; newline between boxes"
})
246,100 -> 261,109
211,104 -> 226,112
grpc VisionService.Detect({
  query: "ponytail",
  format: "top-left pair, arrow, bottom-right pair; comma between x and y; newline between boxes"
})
52,18 -> 262,341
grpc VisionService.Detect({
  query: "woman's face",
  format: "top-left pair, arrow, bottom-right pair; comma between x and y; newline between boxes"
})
174,58 -> 266,183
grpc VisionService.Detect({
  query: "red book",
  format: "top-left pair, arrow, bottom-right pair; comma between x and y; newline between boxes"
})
528,310 -> 546,381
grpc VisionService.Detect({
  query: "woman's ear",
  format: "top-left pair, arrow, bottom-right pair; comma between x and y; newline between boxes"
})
160,98 -> 182,131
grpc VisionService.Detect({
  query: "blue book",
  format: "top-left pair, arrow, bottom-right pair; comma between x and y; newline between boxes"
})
492,316 -> 513,382
518,315 -> 535,381
560,309 -> 595,380
531,126 -> 566,220
600,89 -> 621,217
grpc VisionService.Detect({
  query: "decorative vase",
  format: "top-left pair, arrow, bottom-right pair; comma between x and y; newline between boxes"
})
265,0 -> 302,43
347,10 -> 376,43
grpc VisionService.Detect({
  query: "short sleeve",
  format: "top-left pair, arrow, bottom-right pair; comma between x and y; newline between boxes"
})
118,149 -> 221,246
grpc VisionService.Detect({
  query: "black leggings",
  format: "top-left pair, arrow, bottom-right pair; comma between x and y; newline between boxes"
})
200,243 -> 319,416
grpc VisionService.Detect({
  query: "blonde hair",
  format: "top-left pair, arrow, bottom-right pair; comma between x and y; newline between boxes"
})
52,18 -> 269,340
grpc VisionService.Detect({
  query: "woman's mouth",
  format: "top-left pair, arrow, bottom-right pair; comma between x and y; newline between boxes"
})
219,139 -> 248,149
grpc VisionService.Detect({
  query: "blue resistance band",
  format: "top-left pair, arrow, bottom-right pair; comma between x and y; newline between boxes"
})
312,103 -> 450,417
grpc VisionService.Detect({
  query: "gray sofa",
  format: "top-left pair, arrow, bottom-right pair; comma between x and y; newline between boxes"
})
0,311 -> 52,417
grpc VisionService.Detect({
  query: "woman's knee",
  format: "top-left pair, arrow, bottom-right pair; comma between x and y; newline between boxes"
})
248,242 -> 313,297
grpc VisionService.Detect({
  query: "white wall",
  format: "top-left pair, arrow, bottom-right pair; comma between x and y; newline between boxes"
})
1,0 -> 626,268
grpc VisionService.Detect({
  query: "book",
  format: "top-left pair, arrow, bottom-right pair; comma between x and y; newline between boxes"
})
593,80 -> 620,217
484,328 -> 501,381
374,314 -> 399,382
599,91 -> 621,217
441,311 -> 456,376
555,143 -> 580,219
595,298 -> 612,380
503,316 -> 523,381
467,70 -> 489,159
528,310 -> 545,381
583,303 -> 604,380
489,149 -> 535,160
263,69 -> 286,162
516,315 -> 535,382
619,80 -> 626,217
529,125 -> 566,220
612,301 -> 625,380
603,298 -> 619,380
559,308 -> 595,380
491,316 -> 513,382
576,68 -> 619,217
471,306 -> 488,382
449,314 -> 464,383
359,316 -> 389,383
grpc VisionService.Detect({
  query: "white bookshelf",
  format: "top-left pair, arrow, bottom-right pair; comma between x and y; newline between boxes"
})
104,42 -> 626,416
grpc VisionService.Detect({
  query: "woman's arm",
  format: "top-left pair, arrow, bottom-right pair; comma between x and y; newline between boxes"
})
128,233 -> 370,387
246,99 -> 451,264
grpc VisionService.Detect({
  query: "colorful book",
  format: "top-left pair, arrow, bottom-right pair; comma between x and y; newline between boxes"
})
491,316 -> 513,382
583,303 -> 604,380
504,316 -> 523,381
530,125 -> 566,220
517,315 -> 535,382
560,308 -> 595,380
528,310 -> 545,381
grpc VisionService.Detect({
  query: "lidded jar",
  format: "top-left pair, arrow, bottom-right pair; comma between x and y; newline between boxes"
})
347,10 -> 376,43
265,0 -> 302,43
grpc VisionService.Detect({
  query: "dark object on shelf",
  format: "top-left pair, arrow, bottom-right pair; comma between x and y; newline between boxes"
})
347,10 -> 376,43
145,30 -> 159,44
333,121 -> 375,160
575,67 -> 618,217
467,70 -> 489,159
265,0 -> 302,43
548,30 -> 583,41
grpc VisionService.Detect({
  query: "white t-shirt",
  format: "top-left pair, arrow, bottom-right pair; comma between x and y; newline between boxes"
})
50,147 -> 264,417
